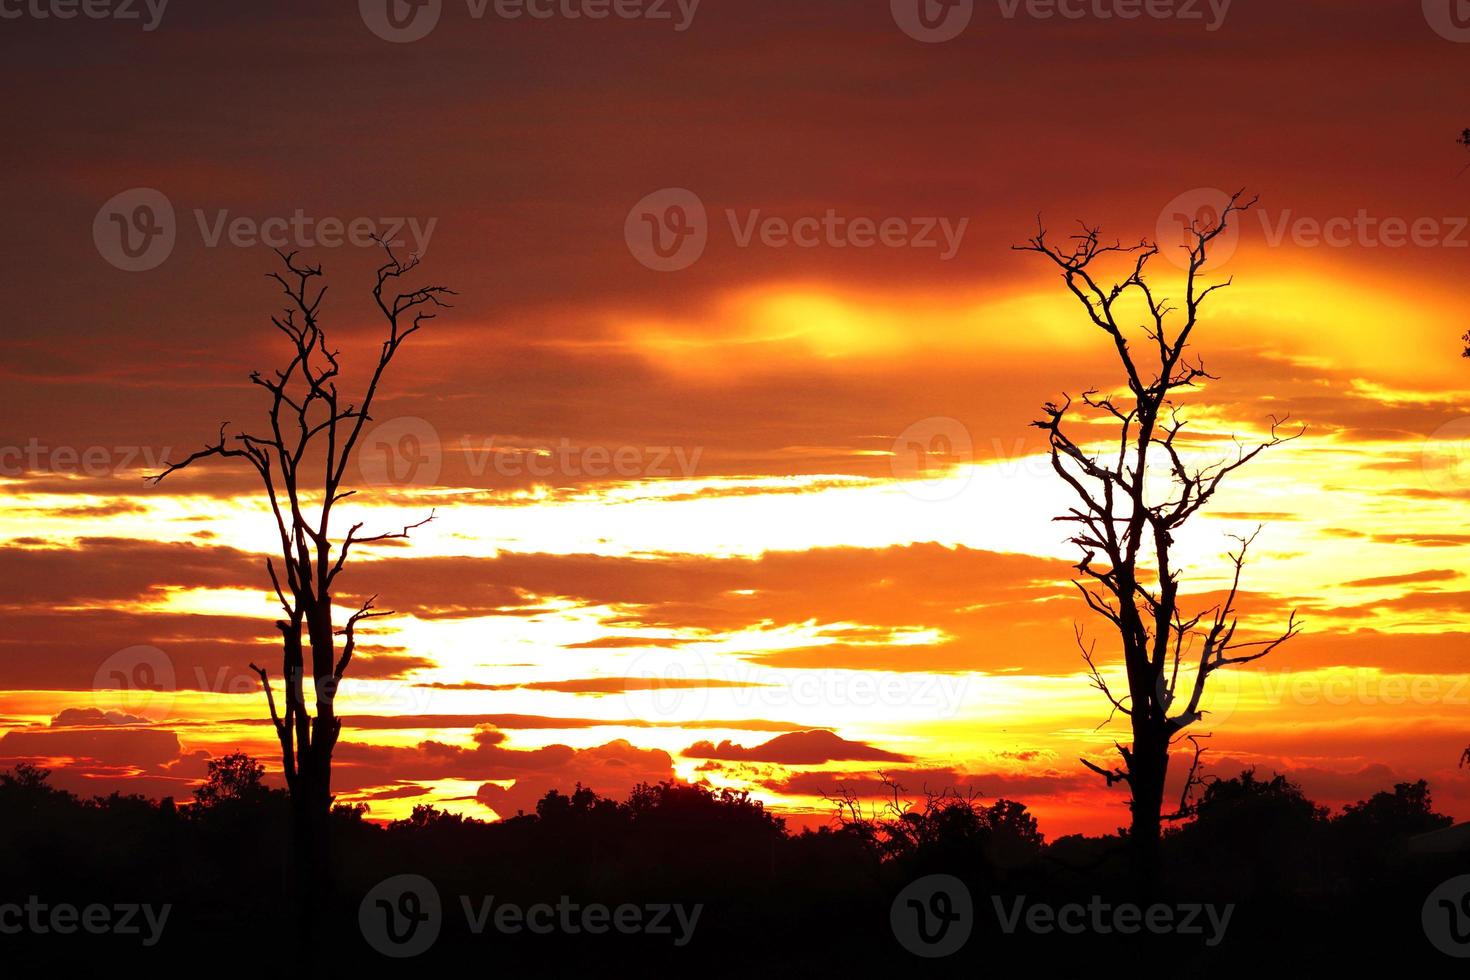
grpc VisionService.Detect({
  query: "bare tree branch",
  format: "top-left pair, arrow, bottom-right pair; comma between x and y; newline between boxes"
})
1017,191 -> 1299,868
151,241 -> 449,877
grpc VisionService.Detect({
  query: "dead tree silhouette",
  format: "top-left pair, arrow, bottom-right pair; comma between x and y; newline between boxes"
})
150,241 -> 450,935
1015,191 -> 1301,882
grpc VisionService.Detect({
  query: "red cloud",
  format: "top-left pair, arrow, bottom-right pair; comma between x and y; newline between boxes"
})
683,729 -> 909,765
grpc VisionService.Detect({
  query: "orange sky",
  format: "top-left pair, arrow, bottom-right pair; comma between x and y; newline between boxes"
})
4,0 -> 1470,837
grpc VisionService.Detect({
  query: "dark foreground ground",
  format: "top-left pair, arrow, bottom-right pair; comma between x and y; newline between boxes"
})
1,758 -> 1467,974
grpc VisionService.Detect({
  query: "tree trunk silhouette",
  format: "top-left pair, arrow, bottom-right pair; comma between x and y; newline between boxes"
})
1127,720 -> 1168,883
151,242 -> 451,946
1016,191 -> 1300,882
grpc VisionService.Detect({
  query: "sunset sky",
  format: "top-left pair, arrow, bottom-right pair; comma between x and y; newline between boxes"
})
4,0 -> 1470,837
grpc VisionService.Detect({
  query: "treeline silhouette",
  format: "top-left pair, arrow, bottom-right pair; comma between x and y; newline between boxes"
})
0,757 -> 1462,970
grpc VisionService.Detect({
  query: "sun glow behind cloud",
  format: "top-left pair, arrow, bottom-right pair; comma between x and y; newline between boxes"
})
6,260 -> 1470,831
